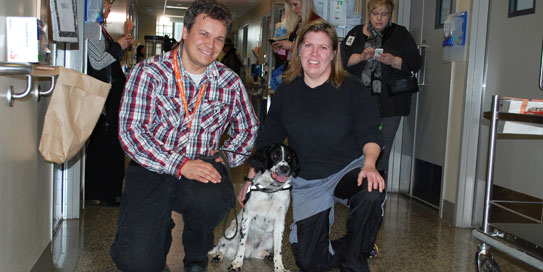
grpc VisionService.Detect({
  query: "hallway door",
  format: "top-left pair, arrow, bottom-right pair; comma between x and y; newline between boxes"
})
400,0 -> 453,208
474,1 -> 543,213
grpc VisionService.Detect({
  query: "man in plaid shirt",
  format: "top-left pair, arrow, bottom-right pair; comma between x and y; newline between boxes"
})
110,1 -> 259,271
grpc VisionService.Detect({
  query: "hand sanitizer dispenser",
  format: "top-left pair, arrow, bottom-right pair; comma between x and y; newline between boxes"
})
442,11 -> 467,61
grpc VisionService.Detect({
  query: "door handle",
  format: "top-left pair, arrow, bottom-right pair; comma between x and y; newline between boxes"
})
417,43 -> 428,86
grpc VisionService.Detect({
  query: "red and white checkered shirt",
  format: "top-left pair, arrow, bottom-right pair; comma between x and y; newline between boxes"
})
119,48 -> 259,179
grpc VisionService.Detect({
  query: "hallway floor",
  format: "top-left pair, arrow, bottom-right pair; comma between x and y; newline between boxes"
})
53,165 -> 539,271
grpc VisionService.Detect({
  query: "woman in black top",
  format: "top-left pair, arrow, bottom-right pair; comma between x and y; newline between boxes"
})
239,20 -> 386,272
341,0 -> 422,178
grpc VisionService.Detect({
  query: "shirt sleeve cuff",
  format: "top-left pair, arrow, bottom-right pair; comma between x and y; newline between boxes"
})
165,153 -> 187,179
176,158 -> 189,179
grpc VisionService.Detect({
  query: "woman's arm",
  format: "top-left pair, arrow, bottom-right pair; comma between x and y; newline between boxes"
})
357,142 -> 385,192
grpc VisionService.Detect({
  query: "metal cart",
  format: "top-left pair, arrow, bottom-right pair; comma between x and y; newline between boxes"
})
473,95 -> 543,272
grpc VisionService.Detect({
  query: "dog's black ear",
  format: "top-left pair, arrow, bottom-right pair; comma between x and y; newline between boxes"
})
285,145 -> 301,177
248,145 -> 269,174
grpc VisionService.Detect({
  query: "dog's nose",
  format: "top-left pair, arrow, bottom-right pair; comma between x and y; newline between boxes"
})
278,165 -> 290,174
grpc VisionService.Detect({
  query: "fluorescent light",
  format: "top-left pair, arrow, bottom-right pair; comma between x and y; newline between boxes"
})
159,16 -> 171,24
166,6 -> 188,10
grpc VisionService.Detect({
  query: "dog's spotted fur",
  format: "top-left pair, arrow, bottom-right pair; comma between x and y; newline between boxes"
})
209,144 -> 299,272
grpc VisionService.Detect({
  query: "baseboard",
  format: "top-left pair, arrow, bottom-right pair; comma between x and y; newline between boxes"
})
441,199 -> 455,225
31,242 -> 55,272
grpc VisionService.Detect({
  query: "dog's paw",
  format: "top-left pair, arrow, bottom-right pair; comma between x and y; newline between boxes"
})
210,253 -> 223,263
227,263 -> 242,272
274,268 -> 290,272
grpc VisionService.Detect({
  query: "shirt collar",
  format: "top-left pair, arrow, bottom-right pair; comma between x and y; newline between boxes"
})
173,44 -> 220,82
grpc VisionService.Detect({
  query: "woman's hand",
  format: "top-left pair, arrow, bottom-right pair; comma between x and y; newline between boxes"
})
347,47 -> 375,66
375,53 -> 401,69
357,166 -> 385,192
360,47 -> 376,62
237,181 -> 251,207
237,168 -> 256,207
117,34 -> 133,50
272,40 -> 293,53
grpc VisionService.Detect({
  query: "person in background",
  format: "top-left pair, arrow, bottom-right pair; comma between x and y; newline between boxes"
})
220,38 -> 243,75
85,0 -> 133,206
164,34 -> 173,52
136,44 -> 145,63
341,0 -> 422,180
109,1 -> 259,271
271,0 -> 321,64
239,20 -> 386,272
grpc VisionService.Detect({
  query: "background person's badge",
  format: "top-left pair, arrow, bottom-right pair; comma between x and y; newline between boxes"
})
345,36 -> 355,46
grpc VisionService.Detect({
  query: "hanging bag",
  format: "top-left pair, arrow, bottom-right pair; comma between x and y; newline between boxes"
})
39,67 -> 111,163
387,71 -> 419,95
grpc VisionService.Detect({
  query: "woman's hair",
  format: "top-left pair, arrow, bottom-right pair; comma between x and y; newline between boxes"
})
283,2 -> 298,34
183,0 -> 232,32
283,20 -> 347,88
367,0 -> 394,16
284,0 -> 319,33
299,0 -> 318,28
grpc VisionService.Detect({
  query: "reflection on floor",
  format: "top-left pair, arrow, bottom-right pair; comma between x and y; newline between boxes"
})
53,165 -> 539,271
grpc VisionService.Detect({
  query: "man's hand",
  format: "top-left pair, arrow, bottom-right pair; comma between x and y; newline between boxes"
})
180,159 -> 222,183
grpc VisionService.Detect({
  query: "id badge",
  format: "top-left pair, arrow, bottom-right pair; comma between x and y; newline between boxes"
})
345,35 -> 355,46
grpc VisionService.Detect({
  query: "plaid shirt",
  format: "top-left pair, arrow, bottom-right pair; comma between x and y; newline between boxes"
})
119,48 -> 259,179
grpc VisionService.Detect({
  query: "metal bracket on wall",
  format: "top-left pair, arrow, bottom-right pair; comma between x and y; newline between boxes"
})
0,62 -> 58,106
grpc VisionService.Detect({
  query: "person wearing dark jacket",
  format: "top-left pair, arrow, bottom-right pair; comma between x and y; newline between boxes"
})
220,38 -> 242,75
85,0 -> 133,206
341,0 -> 422,179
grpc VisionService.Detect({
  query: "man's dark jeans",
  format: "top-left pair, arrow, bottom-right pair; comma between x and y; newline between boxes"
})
110,160 -> 233,272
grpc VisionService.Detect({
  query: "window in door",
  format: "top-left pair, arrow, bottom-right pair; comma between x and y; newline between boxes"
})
508,0 -> 535,17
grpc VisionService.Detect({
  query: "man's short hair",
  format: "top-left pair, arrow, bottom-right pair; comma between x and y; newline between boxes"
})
183,0 -> 232,32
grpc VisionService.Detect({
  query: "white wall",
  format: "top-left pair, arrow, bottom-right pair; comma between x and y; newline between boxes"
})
0,0 -> 54,269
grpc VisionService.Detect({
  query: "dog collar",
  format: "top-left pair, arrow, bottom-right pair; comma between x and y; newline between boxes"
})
244,182 -> 291,204
248,183 -> 292,193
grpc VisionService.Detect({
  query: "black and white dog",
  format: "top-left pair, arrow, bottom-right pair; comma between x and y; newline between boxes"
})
209,144 -> 299,272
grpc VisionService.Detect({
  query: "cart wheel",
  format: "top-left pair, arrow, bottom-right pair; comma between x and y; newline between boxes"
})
369,244 -> 378,259
477,252 -> 500,272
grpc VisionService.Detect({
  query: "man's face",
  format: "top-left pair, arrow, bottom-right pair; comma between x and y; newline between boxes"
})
181,14 -> 227,74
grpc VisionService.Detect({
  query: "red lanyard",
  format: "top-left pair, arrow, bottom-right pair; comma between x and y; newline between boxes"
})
172,47 -> 208,129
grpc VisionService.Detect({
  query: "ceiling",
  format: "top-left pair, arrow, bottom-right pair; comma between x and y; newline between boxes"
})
135,0 -> 260,22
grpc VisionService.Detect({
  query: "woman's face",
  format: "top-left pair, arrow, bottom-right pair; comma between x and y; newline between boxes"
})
369,5 -> 391,31
300,31 -> 335,83
289,0 -> 302,18
103,0 -> 112,20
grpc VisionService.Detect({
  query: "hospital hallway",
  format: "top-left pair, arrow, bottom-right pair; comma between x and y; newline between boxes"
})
52,164 -> 539,272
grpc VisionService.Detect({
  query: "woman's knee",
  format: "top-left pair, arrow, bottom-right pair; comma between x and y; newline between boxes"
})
350,189 -> 385,207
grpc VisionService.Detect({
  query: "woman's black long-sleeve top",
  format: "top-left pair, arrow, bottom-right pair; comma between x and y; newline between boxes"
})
256,76 -> 384,180
341,23 -> 422,117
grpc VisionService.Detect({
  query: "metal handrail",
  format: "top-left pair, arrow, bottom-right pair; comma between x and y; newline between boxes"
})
0,62 -> 58,106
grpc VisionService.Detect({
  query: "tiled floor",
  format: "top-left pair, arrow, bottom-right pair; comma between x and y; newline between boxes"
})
53,164 -> 540,271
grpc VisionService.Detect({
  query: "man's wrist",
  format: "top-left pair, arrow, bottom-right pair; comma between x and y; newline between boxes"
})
177,158 -> 189,178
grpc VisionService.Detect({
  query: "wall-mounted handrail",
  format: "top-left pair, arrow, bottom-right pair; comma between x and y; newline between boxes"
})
0,62 -> 59,106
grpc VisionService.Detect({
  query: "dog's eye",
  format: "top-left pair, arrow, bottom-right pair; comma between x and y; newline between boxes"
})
287,155 -> 292,161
